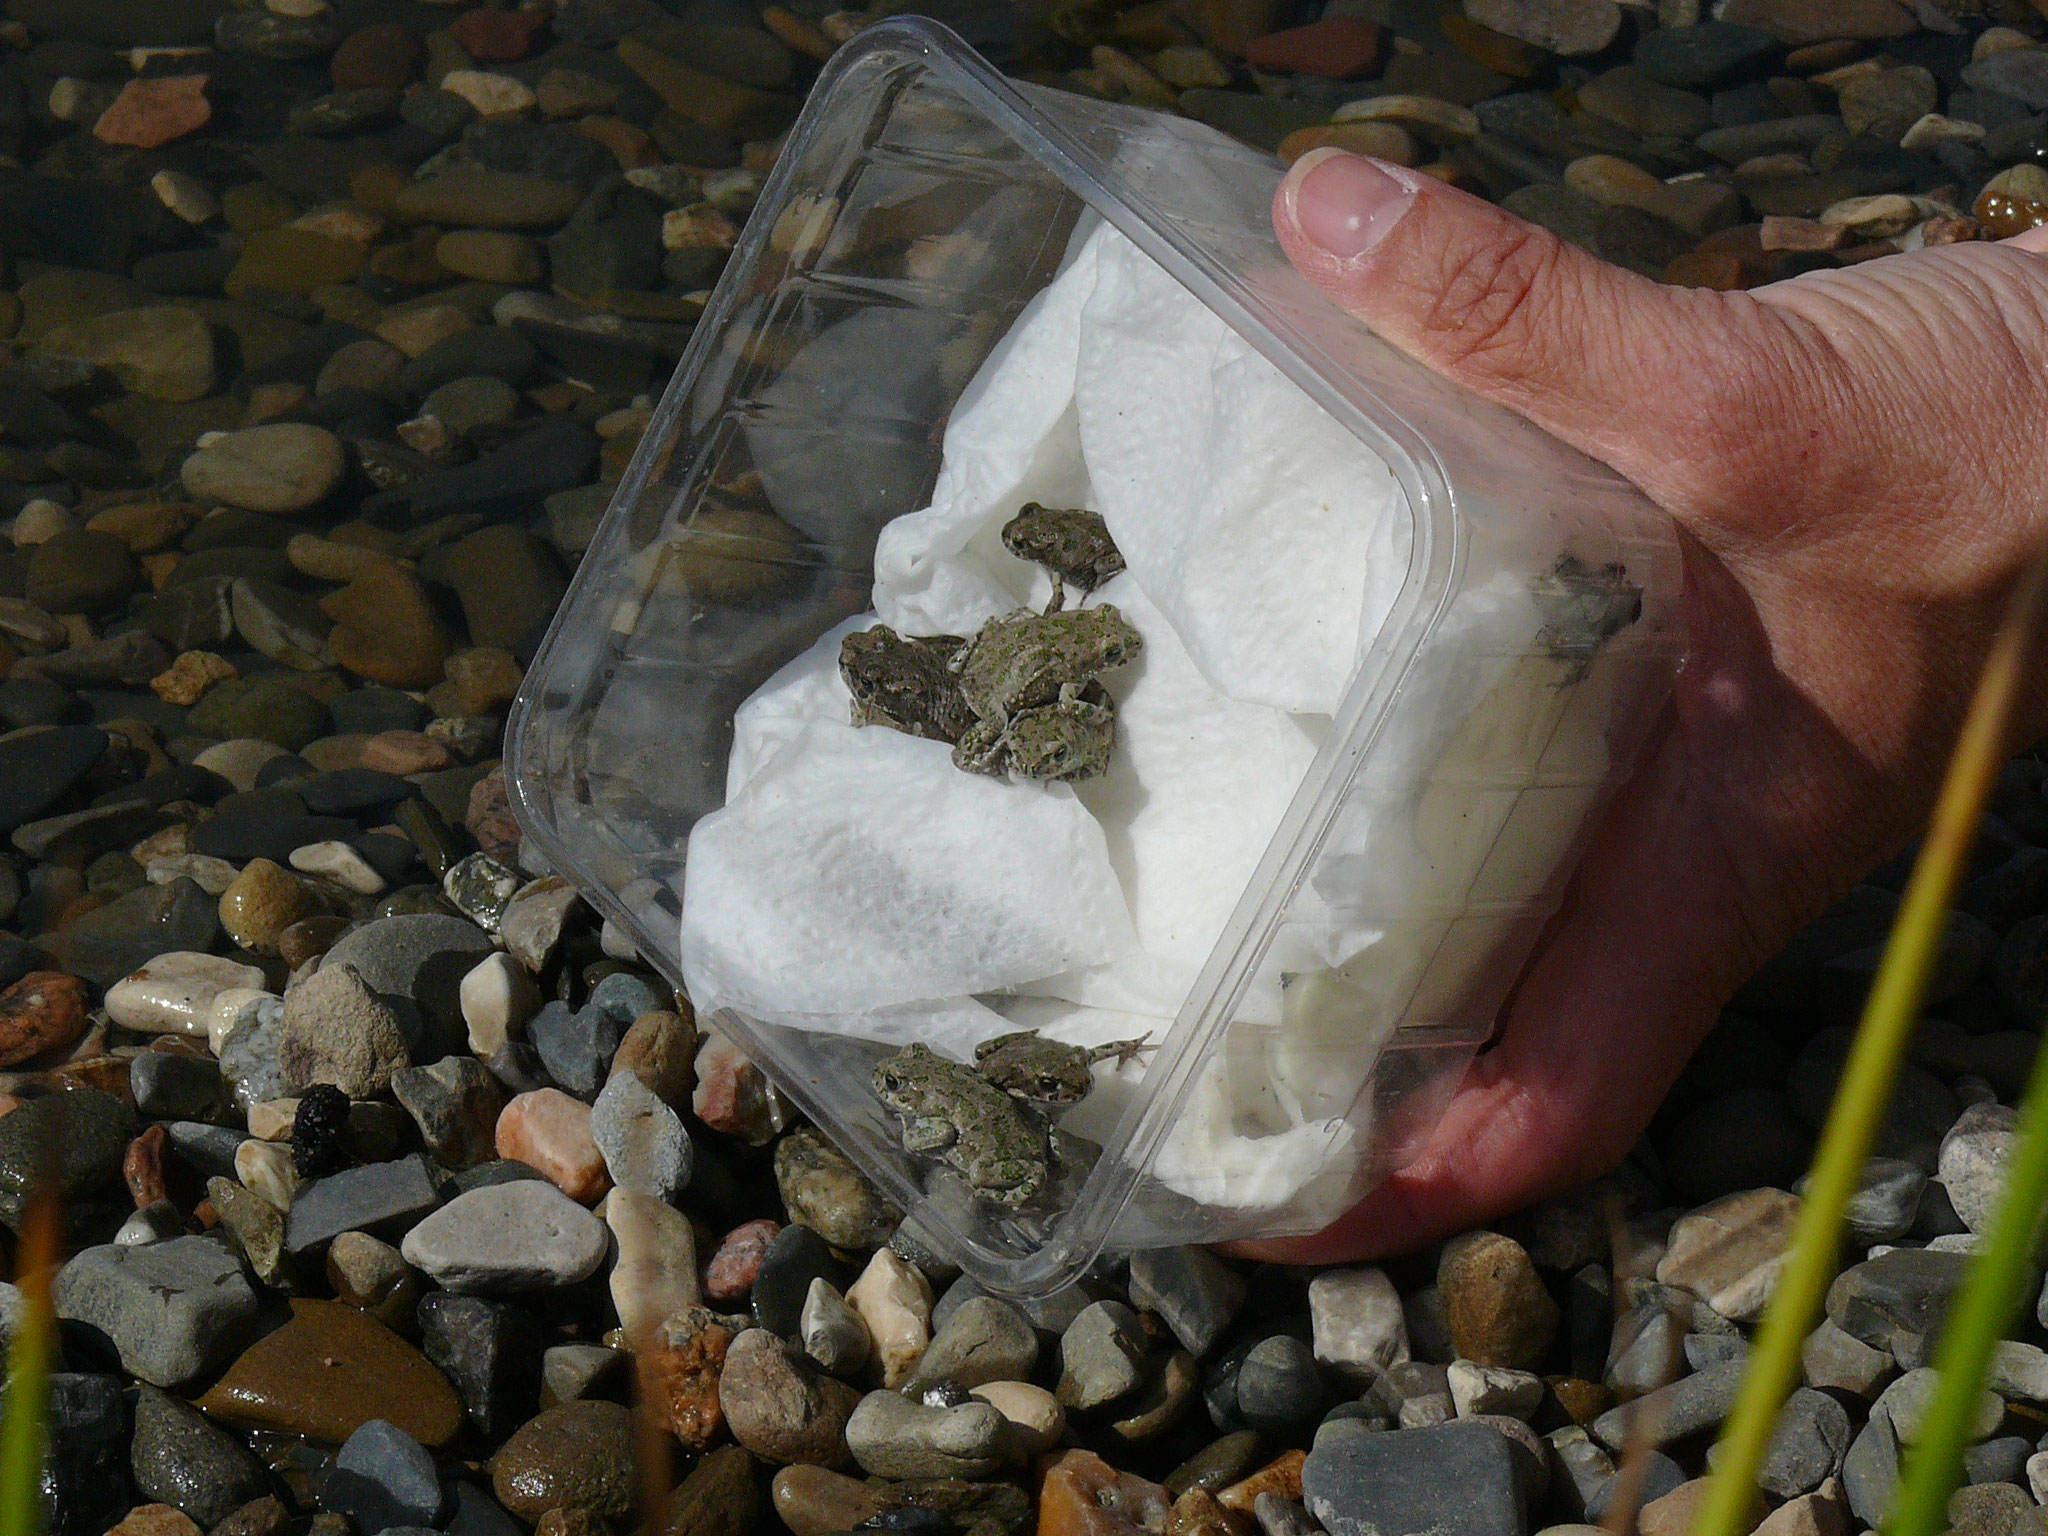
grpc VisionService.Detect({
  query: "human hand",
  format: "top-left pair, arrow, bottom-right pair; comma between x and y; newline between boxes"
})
1229,149 -> 2048,1264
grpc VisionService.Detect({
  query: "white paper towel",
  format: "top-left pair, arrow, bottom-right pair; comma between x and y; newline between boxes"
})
680,719 -> 1138,1017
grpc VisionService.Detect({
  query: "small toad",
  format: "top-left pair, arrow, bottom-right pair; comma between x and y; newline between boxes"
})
872,1043 -> 1049,1207
973,1029 -> 1153,1106
950,605 -> 1142,780
1001,504 -> 1126,611
840,626 -> 973,743
1530,553 -> 1642,677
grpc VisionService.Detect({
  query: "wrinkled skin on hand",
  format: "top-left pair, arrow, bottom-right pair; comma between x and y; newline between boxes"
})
1230,150 -> 2048,1263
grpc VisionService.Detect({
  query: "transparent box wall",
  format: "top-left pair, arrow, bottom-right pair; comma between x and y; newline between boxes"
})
506,19 -> 1686,1294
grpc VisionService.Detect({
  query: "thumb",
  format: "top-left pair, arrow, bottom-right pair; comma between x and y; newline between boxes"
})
1272,148 -> 1760,493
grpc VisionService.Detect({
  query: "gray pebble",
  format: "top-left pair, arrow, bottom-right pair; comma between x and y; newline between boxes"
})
844,1388 -> 1021,1479
902,1294 -> 1037,1395
1128,1246 -> 1246,1358
800,1279 -> 870,1377
322,1418 -> 447,1534
53,1235 -> 263,1389
285,1153 -> 441,1256
401,1179 -> 608,1292
130,1384 -> 270,1527
1303,1419 -> 1524,1536
130,1051 -> 226,1122
1057,1300 -> 1148,1410
591,1068 -> 691,1201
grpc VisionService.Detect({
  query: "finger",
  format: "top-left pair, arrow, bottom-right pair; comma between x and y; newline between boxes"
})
1222,722 -> 1737,1264
2007,224 -> 2048,254
1270,148 -> 1777,507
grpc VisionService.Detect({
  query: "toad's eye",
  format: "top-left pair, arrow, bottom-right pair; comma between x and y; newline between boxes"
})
879,1073 -> 899,1092
1038,1075 -> 1064,1093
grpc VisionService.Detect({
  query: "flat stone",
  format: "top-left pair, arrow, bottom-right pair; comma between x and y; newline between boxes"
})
1880,1367 -> 2004,1445
286,1154 -> 439,1254
37,307 -> 214,403
1462,0 -> 1620,56
182,425 -> 346,513
591,1068 -> 691,1202
1058,1300 -> 1148,1411
1657,1187 -> 1800,1323
1717,0 -> 1913,45
1303,1420 -> 1524,1536
53,1236 -> 263,1389
401,1179 -> 609,1292
196,1297 -> 464,1446
1803,1319 -> 1894,1398
1590,1360 -> 1747,1451
800,1279 -> 871,1376
393,169 -> 583,229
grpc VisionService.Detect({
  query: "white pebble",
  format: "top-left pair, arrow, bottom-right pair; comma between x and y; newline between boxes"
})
150,169 -> 219,224
105,953 -> 266,1036
234,1139 -> 300,1210
247,1098 -> 299,1141
603,1186 -> 699,1339
846,1248 -> 933,1388
146,854 -> 240,896
9,500 -> 73,546
208,988 -> 279,1053
402,1181 -> 609,1293
439,69 -> 535,117
290,839 -> 385,895
193,738 -> 289,793
459,950 -> 540,1058
970,1380 -> 1064,1452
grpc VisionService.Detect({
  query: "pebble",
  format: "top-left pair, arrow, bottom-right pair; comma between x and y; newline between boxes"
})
903,1293 -> 1037,1394
800,1278 -> 871,1375
1657,1186 -> 1801,1322
0,968 -> 88,1065
1939,1101 -> 2018,1233
719,1326 -> 863,1468
1590,1359 -> 1747,1451
496,1087 -> 611,1200
279,961 -> 411,1099
322,1419 -> 446,1534
591,1067 -> 692,1201
529,998 -> 624,1100
846,1246 -> 935,1386
488,1400 -> 636,1520
401,1178 -> 608,1293
1239,1335 -> 1330,1436
1059,1299 -> 1149,1410
1879,1367 -> 2004,1445
0,1087 -> 135,1229
499,876 -> 583,971
418,1291 -> 543,1438
845,1388 -> 1022,1479
1449,1361 -> 1545,1420
1310,1265 -> 1409,1381
1129,1245 -> 1246,1358
130,1385 -> 271,1528
754,1224 -> 850,1337
393,1055 -> 505,1167
53,1235 -> 264,1388
776,1124 -> 900,1249
1304,1420 -> 1525,1536
329,1231 -> 421,1329
975,1380 -> 1066,1453
1441,1231 -> 1560,1370
181,424 -> 346,513
284,1153 -> 439,1255
706,1217 -> 782,1304
1826,1247 -> 1971,1352
38,308 -> 216,404
604,1184 -> 698,1336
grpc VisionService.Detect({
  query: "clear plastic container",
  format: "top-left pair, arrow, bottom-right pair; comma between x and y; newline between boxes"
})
505,18 -> 1686,1295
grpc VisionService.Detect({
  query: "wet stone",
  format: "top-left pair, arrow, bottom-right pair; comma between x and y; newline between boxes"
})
320,1419 -> 446,1535
53,1235 -> 263,1389
419,1291 -> 543,1439
129,1386 -> 269,1529
488,1400 -> 636,1521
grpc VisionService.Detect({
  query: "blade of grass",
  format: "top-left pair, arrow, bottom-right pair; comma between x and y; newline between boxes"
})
1885,959 -> 2048,1536
1693,546 -> 2048,1536
0,1186 -> 61,1536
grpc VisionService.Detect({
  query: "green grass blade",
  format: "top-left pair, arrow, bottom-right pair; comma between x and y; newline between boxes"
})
0,1190 -> 59,1536
1885,1003 -> 2048,1536
1692,550 -> 2048,1536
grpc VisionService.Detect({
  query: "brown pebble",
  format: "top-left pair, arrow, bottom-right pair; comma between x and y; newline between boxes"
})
1216,1450 -> 1303,1513
331,24 -> 422,89
361,729 -> 453,775
534,1512 -> 607,1536
449,6 -> 548,60
703,1217 -> 780,1303
107,1505 -> 203,1536
1168,1488 -> 1257,1536
1974,191 -> 2048,238
1547,1375 -> 1613,1424
1662,250 -> 1745,290
610,1009 -> 696,1108
1922,216 -> 1981,245
466,767 -> 521,862
1039,1449 -> 1171,1536
0,970 -> 88,1068
278,914 -> 350,970
125,1122 -> 168,1207
209,1494 -> 290,1536
94,76 -> 210,149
